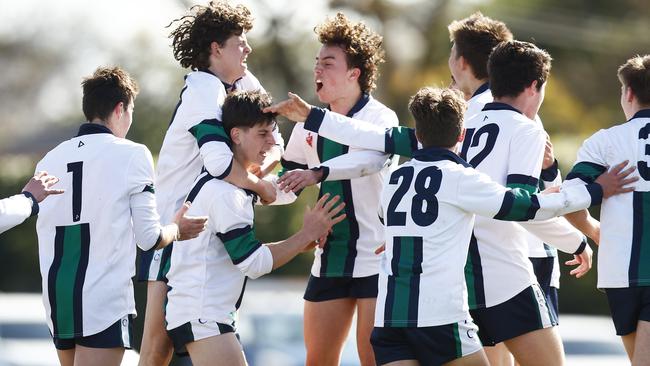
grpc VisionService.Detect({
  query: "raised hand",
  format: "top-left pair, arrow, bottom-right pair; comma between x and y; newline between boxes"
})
595,160 -> 638,198
301,193 -> 346,244
263,92 -> 312,122
22,171 -> 65,202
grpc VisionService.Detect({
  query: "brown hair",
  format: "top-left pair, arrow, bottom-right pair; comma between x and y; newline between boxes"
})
222,90 -> 276,135
81,66 -> 139,122
618,55 -> 650,105
448,12 -> 513,80
410,87 -> 467,148
315,13 -> 385,93
488,40 -> 552,99
168,1 -> 253,70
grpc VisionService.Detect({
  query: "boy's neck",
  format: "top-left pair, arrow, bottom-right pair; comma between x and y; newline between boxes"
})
330,88 -> 363,115
493,96 -> 536,120
466,77 -> 489,98
208,65 -> 237,85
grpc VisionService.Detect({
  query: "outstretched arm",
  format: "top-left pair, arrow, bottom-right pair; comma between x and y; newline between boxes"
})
0,172 -> 64,234
265,92 -> 419,157
456,161 -> 636,222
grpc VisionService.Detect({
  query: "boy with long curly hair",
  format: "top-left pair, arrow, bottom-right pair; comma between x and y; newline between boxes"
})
277,13 -> 397,365
137,2 -> 283,365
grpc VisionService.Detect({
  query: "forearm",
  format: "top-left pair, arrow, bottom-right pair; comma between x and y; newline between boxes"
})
153,223 -> 179,250
493,183 -> 602,222
321,151 -> 392,181
0,194 -> 34,234
131,192 -> 167,251
225,160 -> 258,188
519,217 -> 586,254
564,209 -> 600,244
266,230 -> 312,269
305,108 -> 417,157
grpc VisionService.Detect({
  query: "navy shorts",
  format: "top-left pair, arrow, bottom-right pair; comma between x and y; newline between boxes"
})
370,319 -> 482,365
470,284 -> 557,346
53,315 -> 133,350
530,256 -> 559,321
167,319 -> 237,357
605,286 -> 650,336
136,244 -> 173,282
303,274 -> 378,302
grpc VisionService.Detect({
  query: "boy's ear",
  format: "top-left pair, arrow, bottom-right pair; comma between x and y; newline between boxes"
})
457,127 -> 466,143
349,67 -> 361,81
523,80 -> 538,96
459,55 -> 469,71
625,85 -> 635,104
230,127 -> 241,144
210,41 -> 221,57
113,102 -> 124,119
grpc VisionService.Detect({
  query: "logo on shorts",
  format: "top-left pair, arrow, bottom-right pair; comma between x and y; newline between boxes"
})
122,319 -> 128,327
154,253 -> 161,261
198,318 -> 208,324
306,133 -> 313,147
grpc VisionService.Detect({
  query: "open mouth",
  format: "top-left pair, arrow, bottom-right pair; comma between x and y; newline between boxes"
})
315,80 -> 323,92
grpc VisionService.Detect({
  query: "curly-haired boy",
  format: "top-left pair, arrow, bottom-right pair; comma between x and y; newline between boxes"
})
276,12 -> 397,366
137,2 -> 283,365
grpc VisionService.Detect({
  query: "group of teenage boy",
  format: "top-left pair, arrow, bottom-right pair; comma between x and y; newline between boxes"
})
2,1 -> 649,366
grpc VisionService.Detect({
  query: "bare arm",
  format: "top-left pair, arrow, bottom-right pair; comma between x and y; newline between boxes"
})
225,159 -> 277,204
266,194 -> 346,269
564,209 -> 600,245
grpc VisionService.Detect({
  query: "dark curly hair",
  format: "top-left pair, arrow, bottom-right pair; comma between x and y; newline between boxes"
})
315,13 -> 385,93
168,1 -> 253,70
81,66 -> 139,122
410,87 -> 467,148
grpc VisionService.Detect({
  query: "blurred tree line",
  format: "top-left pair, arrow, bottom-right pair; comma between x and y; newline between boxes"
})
1,0 -> 650,327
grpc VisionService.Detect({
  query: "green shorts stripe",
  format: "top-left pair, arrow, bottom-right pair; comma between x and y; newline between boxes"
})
452,323 -> 462,358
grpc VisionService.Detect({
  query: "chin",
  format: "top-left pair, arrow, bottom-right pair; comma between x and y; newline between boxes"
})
315,90 -> 330,104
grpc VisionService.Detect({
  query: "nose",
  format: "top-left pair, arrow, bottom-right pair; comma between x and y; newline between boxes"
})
244,42 -> 252,54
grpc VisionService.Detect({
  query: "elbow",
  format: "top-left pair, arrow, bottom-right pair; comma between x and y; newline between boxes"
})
137,228 -> 162,252
238,262 -> 268,279
235,246 -> 273,279
206,158 -> 233,180
243,269 -> 266,280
